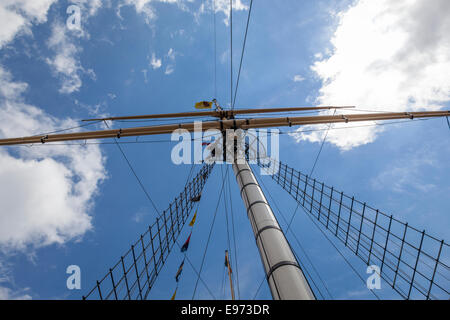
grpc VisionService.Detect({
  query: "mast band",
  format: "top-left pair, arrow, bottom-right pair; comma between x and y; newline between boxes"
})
246,200 -> 268,214
267,261 -> 301,280
255,225 -> 282,241
235,167 -> 251,178
240,182 -> 258,196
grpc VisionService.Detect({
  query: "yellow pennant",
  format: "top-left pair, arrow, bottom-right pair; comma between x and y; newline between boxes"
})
195,101 -> 213,109
171,288 -> 177,300
189,211 -> 197,227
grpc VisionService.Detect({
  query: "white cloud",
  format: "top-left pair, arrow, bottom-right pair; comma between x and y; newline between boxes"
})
193,0 -> 249,26
147,48 -> 177,74
69,0 -> 103,17
164,48 -> 177,74
45,21 -> 91,94
294,0 -> 450,151
0,6 -> 27,48
0,0 -> 56,49
164,65 -> 174,75
118,0 -> 186,24
0,67 -> 28,100
44,1 -> 104,94
213,0 -> 248,25
0,286 -> 32,300
220,49 -> 229,64
118,0 -> 248,26
293,75 -> 305,82
166,48 -> 175,61
120,0 -> 155,23
371,149 -> 439,194
0,1 -> 104,95
0,261 -> 32,299
0,65 -> 107,251
74,98 -> 107,116
142,68 -> 148,83
170,29 -> 185,38
149,52 -> 162,69
132,207 -> 150,223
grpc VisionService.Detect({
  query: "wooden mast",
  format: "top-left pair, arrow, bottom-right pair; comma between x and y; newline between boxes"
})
225,250 -> 235,300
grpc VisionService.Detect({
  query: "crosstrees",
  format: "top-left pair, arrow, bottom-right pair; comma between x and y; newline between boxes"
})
257,157 -> 450,300
1,110 -> 448,146
83,163 -> 214,300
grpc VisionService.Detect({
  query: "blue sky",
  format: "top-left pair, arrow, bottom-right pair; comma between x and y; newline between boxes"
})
0,0 -> 449,300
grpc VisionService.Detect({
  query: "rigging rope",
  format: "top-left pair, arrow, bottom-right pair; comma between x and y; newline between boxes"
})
166,164 -> 219,300
227,167 -> 241,299
213,0 -> 217,99
184,162 -> 196,189
221,166 -> 233,254
83,163 -> 215,300
230,0 -> 233,109
257,158 -> 449,299
221,165 -> 234,299
104,121 -> 160,215
232,0 -> 253,110
191,165 -> 229,299
286,207 -> 332,299
309,109 -> 336,176
299,204 -> 381,300
169,156 -> 215,299
170,241 -> 217,299
169,199 -> 206,300
33,119 -> 103,136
